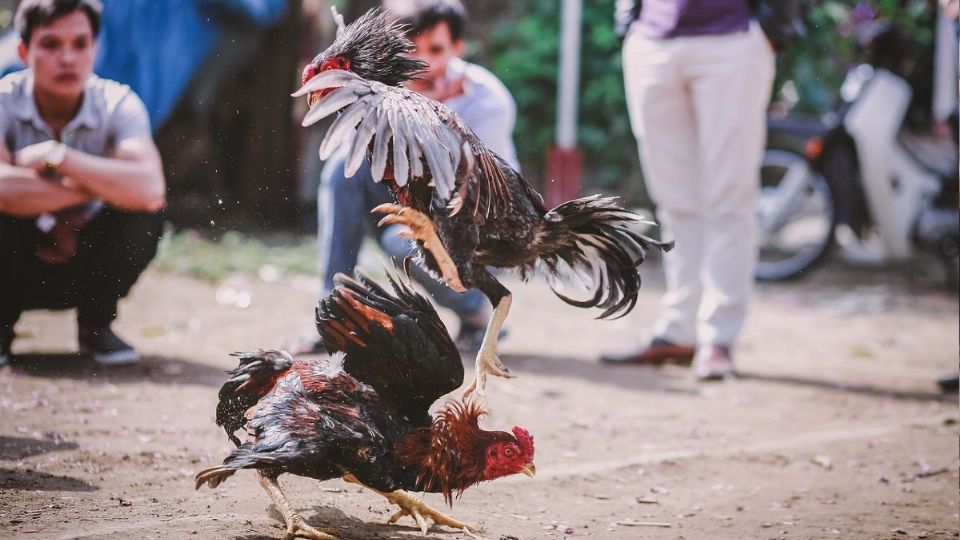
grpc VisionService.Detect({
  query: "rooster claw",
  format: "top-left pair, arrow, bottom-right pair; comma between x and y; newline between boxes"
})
283,517 -> 339,540
463,353 -> 514,400
384,490 -> 480,537
369,204 -> 468,293
370,202 -> 404,215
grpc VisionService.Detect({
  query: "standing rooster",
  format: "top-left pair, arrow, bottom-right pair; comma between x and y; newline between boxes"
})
195,269 -> 535,540
295,9 -> 672,397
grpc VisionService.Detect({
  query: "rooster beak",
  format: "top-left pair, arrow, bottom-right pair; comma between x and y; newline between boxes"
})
520,464 -> 536,478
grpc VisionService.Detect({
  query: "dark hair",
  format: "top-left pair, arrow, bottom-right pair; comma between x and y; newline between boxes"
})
399,0 -> 467,41
15,0 -> 103,45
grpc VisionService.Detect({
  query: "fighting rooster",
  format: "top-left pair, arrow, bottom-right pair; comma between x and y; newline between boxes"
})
195,269 -> 535,540
294,9 -> 672,396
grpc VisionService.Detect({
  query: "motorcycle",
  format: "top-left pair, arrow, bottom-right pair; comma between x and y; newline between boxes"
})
756,22 -> 959,286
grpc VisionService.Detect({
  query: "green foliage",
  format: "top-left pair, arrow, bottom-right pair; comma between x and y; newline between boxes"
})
776,0 -> 935,115
488,0 -> 644,201
154,228 -> 318,282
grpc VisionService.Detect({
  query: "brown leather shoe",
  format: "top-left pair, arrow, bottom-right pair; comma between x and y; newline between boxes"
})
600,338 -> 695,366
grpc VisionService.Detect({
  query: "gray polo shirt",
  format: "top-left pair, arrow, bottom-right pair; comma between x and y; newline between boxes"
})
444,58 -> 519,170
0,70 -> 152,224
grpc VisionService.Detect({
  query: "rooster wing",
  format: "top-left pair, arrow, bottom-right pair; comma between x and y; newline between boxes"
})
295,69 -> 520,219
316,265 -> 463,422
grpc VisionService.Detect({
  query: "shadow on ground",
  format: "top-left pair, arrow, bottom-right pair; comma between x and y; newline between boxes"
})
232,503 -> 466,540
0,436 -> 78,461
4,354 -> 226,387
0,467 -> 98,492
737,371 -> 955,403
495,353 -> 697,395
494,353 -> 955,404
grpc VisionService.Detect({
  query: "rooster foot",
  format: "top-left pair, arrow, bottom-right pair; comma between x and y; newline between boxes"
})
384,490 -> 481,538
463,350 -> 513,400
283,516 -> 339,540
462,295 -> 514,400
258,472 -> 339,540
371,203 -> 467,292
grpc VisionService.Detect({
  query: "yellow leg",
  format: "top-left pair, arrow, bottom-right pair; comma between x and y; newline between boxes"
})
342,474 -> 482,538
463,294 -> 514,400
371,204 -> 467,292
257,471 -> 339,540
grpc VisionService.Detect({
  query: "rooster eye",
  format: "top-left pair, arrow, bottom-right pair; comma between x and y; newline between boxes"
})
504,447 -> 514,457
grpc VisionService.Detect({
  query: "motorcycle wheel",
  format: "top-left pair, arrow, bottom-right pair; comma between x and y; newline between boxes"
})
756,149 -> 837,281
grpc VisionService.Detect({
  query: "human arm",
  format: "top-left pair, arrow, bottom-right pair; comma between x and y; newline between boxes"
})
614,0 -> 641,39
16,137 -> 166,212
13,90 -> 166,213
0,143 -> 93,217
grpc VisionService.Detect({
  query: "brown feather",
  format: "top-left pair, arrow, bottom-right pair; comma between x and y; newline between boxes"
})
394,400 -> 501,505
338,290 -> 395,333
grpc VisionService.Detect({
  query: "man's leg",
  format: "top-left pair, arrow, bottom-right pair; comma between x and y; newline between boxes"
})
74,207 -> 163,364
687,25 -> 775,354
622,31 -> 703,348
317,151 -> 383,297
0,216 -> 40,364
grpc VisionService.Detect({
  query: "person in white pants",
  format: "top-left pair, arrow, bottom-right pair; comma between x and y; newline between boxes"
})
602,0 -> 797,380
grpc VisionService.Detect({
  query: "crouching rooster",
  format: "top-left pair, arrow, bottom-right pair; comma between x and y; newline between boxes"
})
294,9 -> 673,398
195,268 -> 535,539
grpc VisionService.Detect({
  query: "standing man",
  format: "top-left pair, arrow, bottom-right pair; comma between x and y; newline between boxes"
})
295,0 -> 518,354
0,0 -> 166,367
601,0 -> 802,379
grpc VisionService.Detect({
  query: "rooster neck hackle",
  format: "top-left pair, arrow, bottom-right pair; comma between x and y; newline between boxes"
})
394,400 -> 500,505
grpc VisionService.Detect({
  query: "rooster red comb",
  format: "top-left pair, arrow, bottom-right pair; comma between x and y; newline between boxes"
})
512,426 -> 535,461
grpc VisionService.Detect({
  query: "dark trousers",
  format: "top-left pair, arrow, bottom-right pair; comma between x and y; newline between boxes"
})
0,207 -> 163,329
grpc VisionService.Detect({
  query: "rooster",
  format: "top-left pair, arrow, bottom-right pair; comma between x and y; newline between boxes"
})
195,268 -> 535,540
294,8 -> 672,397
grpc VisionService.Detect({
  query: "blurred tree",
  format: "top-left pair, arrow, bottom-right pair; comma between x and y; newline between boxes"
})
487,0 -> 647,204
775,0 -> 936,119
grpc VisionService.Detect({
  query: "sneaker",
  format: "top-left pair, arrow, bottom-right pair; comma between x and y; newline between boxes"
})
78,326 -> 140,366
692,345 -> 734,381
0,325 -> 12,367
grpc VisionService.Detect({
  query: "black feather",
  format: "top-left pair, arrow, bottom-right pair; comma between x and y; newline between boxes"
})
312,9 -> 426,87
532,195 -> 674,319
315,264 -> 463,421
215,349 -> 294,447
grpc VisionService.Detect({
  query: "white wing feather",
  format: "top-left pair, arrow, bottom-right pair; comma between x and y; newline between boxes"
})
297,70 -> 477,203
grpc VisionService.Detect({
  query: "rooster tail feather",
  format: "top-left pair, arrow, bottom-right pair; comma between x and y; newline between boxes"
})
534,195 -> 673,319
194,442 -> 280,489
216,349 -> 294,447
194,465 -> 236,490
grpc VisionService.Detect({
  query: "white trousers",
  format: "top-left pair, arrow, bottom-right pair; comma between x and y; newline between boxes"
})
622,23 -> 775,347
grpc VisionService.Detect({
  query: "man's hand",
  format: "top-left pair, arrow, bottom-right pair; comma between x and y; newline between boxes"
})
14,140 -> 64,171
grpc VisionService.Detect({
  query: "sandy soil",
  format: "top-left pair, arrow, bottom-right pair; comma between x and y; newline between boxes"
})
1,257 -> 958,540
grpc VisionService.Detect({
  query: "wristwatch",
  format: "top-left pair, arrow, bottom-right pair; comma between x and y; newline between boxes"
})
43,141 -> 67,172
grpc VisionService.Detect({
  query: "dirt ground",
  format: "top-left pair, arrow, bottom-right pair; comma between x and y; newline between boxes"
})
1,255 -> 958,540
